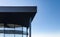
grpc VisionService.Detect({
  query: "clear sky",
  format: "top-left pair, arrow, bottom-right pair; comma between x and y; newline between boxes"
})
0,0 -> 60,37
32,0 -> 60,37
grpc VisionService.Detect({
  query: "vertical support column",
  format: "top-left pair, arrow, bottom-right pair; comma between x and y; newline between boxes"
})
29,24 -> 31,37
29,18 -> 31,37
4,23 -> 6,37
3,24 -> 5,37
22,26 -> 23,37
26,27 -> 28,37
4,23 -> 5,37
14,24 -> 15,37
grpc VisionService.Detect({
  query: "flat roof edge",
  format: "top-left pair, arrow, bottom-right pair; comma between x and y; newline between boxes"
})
0,6 -> 37,12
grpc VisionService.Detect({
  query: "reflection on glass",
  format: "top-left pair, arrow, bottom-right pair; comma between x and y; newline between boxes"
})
0,33 -> 4,37
0,23 -> 4,30
0,28 -> 4,30
15,27 -> 22,31
5,34 -> 14,37
23,35 -> 26,37
0,23 -> 4,37
0,23 -> 29,37
4,28 -> 14,30
7,24 -> 14,28
28,28 -> 29,35
23,27 -> 26,32
15,34 -> 22,37
4,24 -> 14,37
5,24 -> 14,30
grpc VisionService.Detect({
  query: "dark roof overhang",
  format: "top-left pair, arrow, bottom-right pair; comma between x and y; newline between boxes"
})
0,6 -> 37,27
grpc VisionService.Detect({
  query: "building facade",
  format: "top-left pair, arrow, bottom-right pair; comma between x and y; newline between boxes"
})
0,6 -> 37,37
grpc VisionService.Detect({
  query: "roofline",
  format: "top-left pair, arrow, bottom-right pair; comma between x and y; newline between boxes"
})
0,6 -> 37,12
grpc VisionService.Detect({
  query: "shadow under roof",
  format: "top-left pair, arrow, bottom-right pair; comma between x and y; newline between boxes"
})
0,6 -> 37,27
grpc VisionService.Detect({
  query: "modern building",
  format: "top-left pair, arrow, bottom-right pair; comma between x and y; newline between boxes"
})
0,6 -> 37,37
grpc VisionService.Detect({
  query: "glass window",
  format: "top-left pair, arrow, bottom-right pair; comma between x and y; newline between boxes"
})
0,23 -> 29,37
23,27 -> 26,32
4,24 -> 14,37
0,23 -> 4,37
5,34 -> 14,37
0,33 -> 4,37
15,24 -> 22,31
15,27 -> 22,31
4,28 -> 14,30
27,28 -> 29,37
5,24 -> 14,30
15,34 -> 22,37
7,24 -> 15,28
23,27 -> 28,37
23,35 -> 26,37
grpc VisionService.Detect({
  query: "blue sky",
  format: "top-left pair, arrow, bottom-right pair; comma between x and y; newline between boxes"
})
0,0 -> 60,37
32,0 -> 60,32
32,0 -> 60,37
